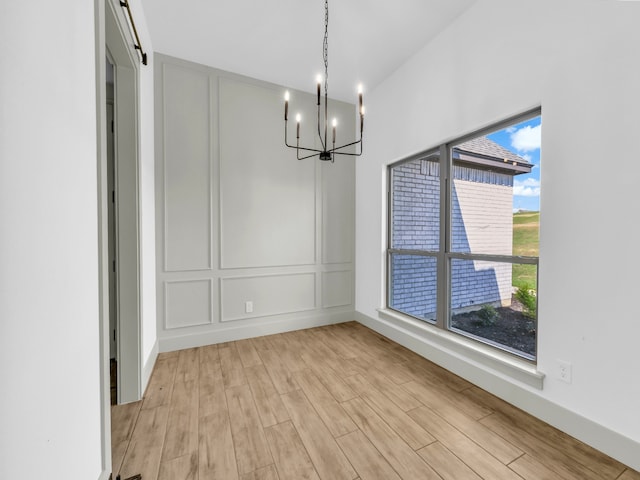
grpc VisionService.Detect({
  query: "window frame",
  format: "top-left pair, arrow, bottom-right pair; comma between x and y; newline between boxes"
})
386,108 -> 541,361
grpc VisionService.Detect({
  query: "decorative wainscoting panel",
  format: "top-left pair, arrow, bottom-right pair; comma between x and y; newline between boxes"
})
165,279 -> 213,329
221,273 -> 316,322
162,64 -> 212,272
218,77 -> 317,269
322,270 -> 353,308
155,54 -> 356,350
321,132 -> 355,265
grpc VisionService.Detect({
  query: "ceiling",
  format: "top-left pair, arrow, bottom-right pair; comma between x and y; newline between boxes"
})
140,0 -> 477,103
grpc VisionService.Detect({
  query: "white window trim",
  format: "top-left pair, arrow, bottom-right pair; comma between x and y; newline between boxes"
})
386,108 -> 541,363
376,307 -> 545,389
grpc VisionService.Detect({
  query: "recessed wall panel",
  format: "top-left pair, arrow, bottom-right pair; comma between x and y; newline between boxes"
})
322,271 -> 353,308
221,273 -> 316,322
219,78 -> 316,269
165,279 -> 212,329
163,64 -> 211,271
322,139 -> 355,264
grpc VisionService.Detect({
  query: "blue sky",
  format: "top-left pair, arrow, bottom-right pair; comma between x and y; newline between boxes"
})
487,116 -> 542,212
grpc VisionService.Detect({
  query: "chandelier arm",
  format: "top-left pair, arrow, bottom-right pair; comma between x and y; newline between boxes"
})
330,141 -> 361,151
329,138 -> 362,153
297,151 -> 321,161
289,144 -> 324,154
330,138 -> 363,157
332,150 -> 363,157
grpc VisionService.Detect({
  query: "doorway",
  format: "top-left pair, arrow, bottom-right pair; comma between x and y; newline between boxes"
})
104,0 -> 142,406
106,56 -> 118,404
97,1 -> 144,476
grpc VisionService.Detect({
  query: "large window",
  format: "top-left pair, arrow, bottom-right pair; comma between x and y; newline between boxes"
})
388,110 -> 541,360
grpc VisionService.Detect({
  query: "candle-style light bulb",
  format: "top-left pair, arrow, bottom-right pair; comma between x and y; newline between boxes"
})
296,113 -> 301,139
358,84 -> 363,115
284,91 -> 289,121
332,118 -> 337,144
360,106 -> 364,134
316,74 -> 322,105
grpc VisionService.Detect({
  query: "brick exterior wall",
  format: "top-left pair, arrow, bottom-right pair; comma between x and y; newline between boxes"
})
390,158 -> 514,320
390,159 -> 439,319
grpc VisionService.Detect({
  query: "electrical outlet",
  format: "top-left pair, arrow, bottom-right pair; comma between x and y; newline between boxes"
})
245,301 -> 253,313
557,360 -> 572,383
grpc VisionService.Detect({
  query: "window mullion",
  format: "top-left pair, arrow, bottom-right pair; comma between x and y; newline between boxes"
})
437,144 -> 450,329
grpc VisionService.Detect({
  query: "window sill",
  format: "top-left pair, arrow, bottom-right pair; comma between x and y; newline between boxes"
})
376,308 -> 545,390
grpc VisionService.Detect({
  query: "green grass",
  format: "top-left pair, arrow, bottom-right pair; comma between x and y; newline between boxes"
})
513,211 -> 539,226
512,211 -> 539,289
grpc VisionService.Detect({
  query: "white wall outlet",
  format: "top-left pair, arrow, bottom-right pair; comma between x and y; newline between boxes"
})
557,360 -> 572,384
245,300 -> 253,313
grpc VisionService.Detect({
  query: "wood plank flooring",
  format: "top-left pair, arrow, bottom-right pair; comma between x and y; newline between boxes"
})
112,322 -> 639,480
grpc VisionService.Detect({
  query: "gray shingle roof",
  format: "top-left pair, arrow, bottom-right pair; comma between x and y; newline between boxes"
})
455,136 -> 530,166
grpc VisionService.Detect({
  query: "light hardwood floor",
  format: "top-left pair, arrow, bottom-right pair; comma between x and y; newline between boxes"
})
112,322 -> 640,480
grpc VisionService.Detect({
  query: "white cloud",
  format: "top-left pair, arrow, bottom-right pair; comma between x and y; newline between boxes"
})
513,186 -> 540,197
513,178 -> 540,197
505,126 -> 517,133
515,178 -> 540,187
520,153 -> 533,162
510,124 -> 541,152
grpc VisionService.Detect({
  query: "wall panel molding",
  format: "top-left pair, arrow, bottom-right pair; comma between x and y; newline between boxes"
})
218,76 -> 317,270
159,310 -> 356,352
164,279 -> 213,329
322,270 -> 353,308
154,53 -> 355,350
162,63 -> 213,272
220,272 -> 316,322
321,140 -> 356,265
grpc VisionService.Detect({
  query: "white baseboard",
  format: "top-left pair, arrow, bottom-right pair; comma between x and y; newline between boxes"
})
158,311 -> 355,353
354,310 -> 640,472
142,340 -> 159,394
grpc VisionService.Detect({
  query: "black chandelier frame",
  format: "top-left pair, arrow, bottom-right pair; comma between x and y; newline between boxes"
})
284,0 -> 364,162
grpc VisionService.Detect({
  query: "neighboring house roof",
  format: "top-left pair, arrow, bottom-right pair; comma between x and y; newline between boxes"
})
454,136 -> 532,176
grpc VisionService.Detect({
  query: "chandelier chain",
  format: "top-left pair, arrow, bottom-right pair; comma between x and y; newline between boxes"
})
323,0 -> 329,96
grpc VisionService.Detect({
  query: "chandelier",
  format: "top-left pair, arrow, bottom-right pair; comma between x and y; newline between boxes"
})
283,0 -> 364,162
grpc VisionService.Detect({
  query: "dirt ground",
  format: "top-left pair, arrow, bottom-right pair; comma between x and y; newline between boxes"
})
450,296 -> 536,357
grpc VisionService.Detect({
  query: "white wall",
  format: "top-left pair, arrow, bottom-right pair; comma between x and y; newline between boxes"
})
0,1 -> 103,478
154,55 -> 356,351
356,0 -> 640,470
